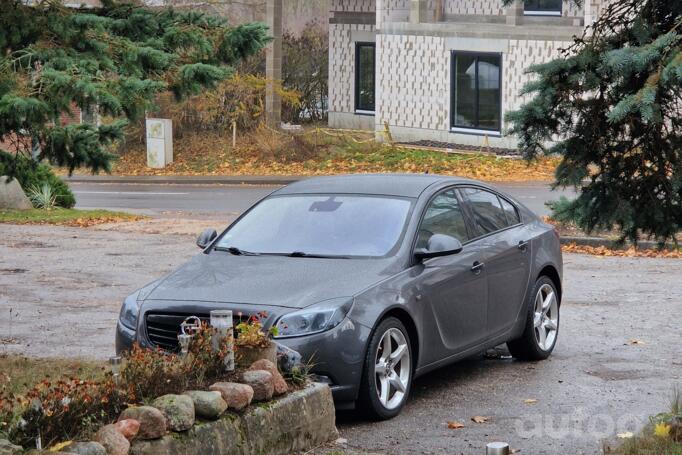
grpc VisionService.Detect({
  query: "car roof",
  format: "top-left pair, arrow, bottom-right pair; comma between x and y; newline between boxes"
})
273,174 -> 477,198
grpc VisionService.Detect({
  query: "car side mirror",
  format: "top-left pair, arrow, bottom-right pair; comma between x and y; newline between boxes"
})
196,229 -> 217,249
415,234 -> 463,261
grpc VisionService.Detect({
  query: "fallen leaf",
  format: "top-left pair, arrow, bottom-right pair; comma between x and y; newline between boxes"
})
49,441 -> 73,451
626,339 -> 646,346
523,399 -> 538,404
654,423 -> 671,438
471,416 -> 489,423
447,421 -> 465,429
511,449 -> 521,454
617,431 -> 634,439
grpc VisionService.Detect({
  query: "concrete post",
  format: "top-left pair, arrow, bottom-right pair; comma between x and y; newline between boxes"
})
409,0 -> 427,24
505,0 -> 524,25
265,0 -> 282,128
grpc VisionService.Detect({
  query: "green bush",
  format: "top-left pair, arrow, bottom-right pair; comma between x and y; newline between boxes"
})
0,151 -> 75,208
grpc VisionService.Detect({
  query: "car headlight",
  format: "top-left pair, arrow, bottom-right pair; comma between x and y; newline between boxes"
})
273,298 -> 354,339
119,290 -> 141,330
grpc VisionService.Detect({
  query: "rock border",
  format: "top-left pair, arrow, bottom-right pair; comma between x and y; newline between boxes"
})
130,382 -> 337,455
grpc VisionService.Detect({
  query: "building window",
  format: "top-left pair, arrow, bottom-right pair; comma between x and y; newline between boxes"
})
524,0 -> 562,16
355,42 -> 375,113
451,52 -> 502,133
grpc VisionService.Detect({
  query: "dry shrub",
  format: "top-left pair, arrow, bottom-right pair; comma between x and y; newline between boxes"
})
243,125 -> 326,163
5,377 -> 127,448
157,75 -> 299,137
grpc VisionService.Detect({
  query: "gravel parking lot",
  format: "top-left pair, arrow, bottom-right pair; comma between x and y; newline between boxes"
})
1,221 -> 680,454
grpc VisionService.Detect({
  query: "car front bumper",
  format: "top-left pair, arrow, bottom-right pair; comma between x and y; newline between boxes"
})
114,303 -> 371,404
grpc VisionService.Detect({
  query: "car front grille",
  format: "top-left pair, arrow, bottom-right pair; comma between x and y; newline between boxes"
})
145,312 -> 250,351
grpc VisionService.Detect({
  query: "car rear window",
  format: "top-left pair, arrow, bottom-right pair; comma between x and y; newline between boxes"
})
460,187 -> 508,235
500,197 -> 521,225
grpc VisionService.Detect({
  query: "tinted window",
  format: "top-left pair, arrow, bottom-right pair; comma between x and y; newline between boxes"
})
417,190 -> 469,249
356,43 -> 376,112
524,0 -> 562,14
500,197 -> 521,225
216,195 -> 411,257
461,188 -> 508,235
452,53 -> 501,131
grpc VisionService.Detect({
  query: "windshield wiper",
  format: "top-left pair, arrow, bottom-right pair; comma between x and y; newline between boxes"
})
214,246 -> 261,256
287,251 -> 350,259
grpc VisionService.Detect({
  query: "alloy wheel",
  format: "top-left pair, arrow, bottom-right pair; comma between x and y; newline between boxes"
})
374,327 -> 410,410
533,283 -> 559,351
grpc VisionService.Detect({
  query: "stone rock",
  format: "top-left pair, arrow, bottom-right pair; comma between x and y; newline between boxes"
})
241,370 -> 274,401
0,438 -> 23,455
275,342 -> 303,374
118,406 -> 167,440
62,441 -> 107,455
248,359 -> 288,396
182,390 -> 227,420
151,394 -> 195,432
114,419 -> 140,441
0,176 -> 32,210
94,424 -> 130,455
209,382 -> 254,411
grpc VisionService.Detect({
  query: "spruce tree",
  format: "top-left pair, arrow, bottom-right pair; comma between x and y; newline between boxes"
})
505,0 -> 682,245
0,0 -> 269,175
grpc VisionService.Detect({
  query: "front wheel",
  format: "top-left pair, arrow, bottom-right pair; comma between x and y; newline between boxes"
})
507,276 -> 560,361
358,317 -> 413,420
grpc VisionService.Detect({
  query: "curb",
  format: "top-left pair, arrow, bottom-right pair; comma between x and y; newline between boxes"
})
560,236 -> 674,251
64,175 -> 303,185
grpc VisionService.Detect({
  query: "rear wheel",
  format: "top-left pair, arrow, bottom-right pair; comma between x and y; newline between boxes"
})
358,317 -> 412,420
507,276 -> 560,361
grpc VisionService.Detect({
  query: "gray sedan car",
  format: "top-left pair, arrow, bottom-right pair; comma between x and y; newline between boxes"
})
116,174 -> 562,419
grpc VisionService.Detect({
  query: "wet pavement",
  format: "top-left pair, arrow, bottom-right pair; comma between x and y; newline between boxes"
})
1,222 -> 680,454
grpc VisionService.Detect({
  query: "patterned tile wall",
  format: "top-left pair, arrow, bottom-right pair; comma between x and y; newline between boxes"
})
444,0 -> 504,16
505,39 -> 572,114
377,34 -> 449,130
329,23 -> 377,113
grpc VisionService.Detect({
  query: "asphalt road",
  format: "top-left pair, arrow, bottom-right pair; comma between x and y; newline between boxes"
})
70,181 -> 575,218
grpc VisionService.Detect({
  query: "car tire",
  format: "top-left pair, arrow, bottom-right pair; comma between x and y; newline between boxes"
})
358,317 -> 413,420
507,276 -> 560,361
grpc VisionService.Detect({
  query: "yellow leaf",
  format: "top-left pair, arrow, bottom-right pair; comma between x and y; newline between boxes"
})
447,421 -> 465,429
523,399 -> 538,404
654,423 -> 671,438
471,416 -> 490,423
50,441 -> 73,451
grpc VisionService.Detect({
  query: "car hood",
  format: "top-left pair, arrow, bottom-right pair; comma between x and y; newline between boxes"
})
143,252 -> 397,309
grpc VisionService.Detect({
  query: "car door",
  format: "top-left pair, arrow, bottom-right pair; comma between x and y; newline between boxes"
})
414,189 -> 488,364
458,187 -> 532,338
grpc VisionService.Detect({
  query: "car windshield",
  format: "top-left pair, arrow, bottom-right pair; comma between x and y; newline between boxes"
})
215,194 -> 413,257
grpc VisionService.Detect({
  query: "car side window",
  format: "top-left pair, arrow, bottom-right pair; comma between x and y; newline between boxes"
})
416,190 -> 469,249
460,187 -> 508,236
499,197 -> 521,225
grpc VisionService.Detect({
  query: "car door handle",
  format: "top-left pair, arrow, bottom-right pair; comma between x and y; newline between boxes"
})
518,240 -> 529,251
471,261 -> 485,274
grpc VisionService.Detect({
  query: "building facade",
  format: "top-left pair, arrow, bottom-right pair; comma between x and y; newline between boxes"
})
328,0 -> 604,148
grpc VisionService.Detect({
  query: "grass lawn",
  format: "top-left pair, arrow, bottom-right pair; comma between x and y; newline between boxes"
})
0,208 -> 144,227
0,354 -> 105,396
60,129 -> 559,182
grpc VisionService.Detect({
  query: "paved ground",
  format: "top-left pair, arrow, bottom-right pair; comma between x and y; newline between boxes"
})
69,181 -> 575,218
1,221 -> 680,454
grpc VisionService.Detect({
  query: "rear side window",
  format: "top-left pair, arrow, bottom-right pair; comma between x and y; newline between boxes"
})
500,197 -> 521,225
460,188 -> 508,235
